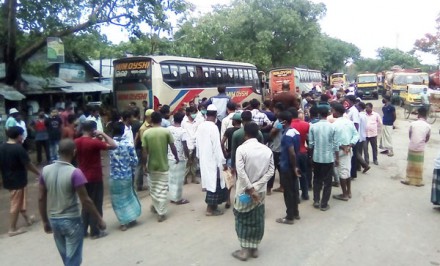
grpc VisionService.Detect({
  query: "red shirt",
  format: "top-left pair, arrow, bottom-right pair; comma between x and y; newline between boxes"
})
74,137 -> 108,182
290,119 -> 310,153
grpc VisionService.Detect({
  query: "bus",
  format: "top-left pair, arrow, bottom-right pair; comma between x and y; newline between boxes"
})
112,56 -> 262,112
329,73 -> 347,88
268,67 -> 323,97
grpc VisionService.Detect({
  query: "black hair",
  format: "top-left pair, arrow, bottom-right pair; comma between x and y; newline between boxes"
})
320,94 -> 330,102
418,106 -> 428,117
186,106 -> 196,114
173,112 -> 185,124
6,126 -> 24,139
318,106 -> 329,117
288,107 -> 299,119
346,95 -> 356,103
278,111 -> 292,124
244,122 -> 259,139
241,111 -> 252,122
227,101 -> 236,111
250,98 -> 260,109
218,85 -> 226,93
358,102 -> 366,110
82,120 -> 97,132
273,102 -> 285,112
263,100 -> 272,108
159,105 -> 170,115
309,106 -> 319,118
365,103 -> 373,109
112,121 -> 125,137
151,112 -> 162,124
332,103 -> 346,115
132,107 -> 140,118
206,111 -> 217,117
122,110 -> 133,121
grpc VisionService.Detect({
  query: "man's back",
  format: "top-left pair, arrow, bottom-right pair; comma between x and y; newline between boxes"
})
41,162 -> 86,218
236,139 -> 272,184
290,119 -> 310,153
309,120 -> 336,163
74,136 -> 107,182
0,143 -> 29,190
272,91 -> 299,109
142,127 -> 173,172
409,120 -> 431,152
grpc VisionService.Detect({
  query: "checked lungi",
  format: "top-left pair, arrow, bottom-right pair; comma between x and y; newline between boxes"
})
234,203 -> 265,249
205,178 -> 227,206
405,150 -> 425,185
149,171 -> 169,215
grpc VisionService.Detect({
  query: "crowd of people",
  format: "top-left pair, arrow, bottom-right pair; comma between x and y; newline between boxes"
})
0,82 -> 438,264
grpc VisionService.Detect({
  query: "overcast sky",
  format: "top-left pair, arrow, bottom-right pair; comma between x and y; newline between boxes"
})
102,0 -> 439,64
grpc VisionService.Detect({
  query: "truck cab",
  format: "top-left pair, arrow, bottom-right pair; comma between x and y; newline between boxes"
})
356,73 -> 379,99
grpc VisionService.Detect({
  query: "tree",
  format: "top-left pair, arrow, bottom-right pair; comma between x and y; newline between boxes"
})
0,0 -> 189,86
317,35 -> 360,74
414,13 -> 440,66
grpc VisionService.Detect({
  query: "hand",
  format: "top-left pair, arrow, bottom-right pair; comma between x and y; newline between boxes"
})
342,145 -> 351,154
94,130 -> 104,137
230,168 -> 236,176
43,222 -> 52,234
334,159 -> 339,167
250,191 -> 260,203
295,167 -> 301,177
223,164 -> 228,171
98,219 -> 107,230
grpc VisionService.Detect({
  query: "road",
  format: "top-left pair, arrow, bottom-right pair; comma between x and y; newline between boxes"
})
1,99 -> 440,266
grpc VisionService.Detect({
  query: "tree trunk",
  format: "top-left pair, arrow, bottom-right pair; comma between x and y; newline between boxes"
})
4,0 -> 19,86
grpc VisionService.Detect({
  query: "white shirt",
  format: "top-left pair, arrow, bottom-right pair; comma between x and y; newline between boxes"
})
168,126 -> 188,161
123,124 -> 134,147
236,138 -> 274,195
251,109 -> 271,127
86,115 -> 103,132
17,120 -> 27,141
358,112 -> 367,142
221,112 -> 235,138
409,119 -> 431,152
347,105 -> 360,125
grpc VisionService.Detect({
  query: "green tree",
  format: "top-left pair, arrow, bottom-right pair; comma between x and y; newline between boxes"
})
0,0 -> 189,86
317,35 -> 361,74
414,13 -> 440,66
354,48 -> 422,74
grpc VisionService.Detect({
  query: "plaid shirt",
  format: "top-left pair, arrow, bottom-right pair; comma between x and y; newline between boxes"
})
251,109 -> 271,127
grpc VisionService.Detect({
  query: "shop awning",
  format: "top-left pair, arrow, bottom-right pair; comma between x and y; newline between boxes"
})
0,84 -> 26,101
61,82 -> 112,94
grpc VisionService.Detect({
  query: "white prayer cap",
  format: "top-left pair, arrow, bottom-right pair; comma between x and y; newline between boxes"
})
207,104 -> 217,111
9,108 -> 19,115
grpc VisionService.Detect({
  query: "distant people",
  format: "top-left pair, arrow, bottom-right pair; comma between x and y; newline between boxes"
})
379,96 -> 396,157
196,105 -> 228,216
109,122 -> 140,231
275,111 -> 301,225
355,102 -> 371,174
62,114 -> 77,139
86,106 -> 104,132
142,100 -> 148,115
232,123 -> 274,261
0,126 -> 40,237
121,110 -> 134,146
159,105 -> 171,128
267,102 -> 285,194
75,121 -> 116,239
5,108 -> 19,130
60,106 -> 74,126
47,108 -> 63,162
142,112 -> 179,222
167,112 -> 190,205
262,100 -> 276,122
249,99 -> 271,129
272,81 -> 300,110
31,110 -> 50,164
221,102 -> 238,138
317,94 -> 331,115
364,103 -> 382,165
15,112 -> 28,150
401,107 -> 431,187
129,102 -> 137,110
420,87 -> 430,107
39,139 -> 106,265
134,109 -> 154,191
204,85 -> 231,123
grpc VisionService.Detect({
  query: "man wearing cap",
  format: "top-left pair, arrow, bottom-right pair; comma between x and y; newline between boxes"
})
196,104 -> 228,216
134,109 -> 154,191
6,108 -> 20,130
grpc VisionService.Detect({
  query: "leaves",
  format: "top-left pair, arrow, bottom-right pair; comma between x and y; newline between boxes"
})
413,12 -> 440,63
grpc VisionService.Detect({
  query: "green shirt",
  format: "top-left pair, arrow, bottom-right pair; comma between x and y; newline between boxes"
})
230,126 -> 264,168
142,127 -> 174,172
5,117 -> 17,130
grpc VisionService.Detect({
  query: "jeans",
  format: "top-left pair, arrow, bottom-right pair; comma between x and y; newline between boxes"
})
35,139 -> 50,164
364,136 -> 378,163
50,217 -> 83,266
267,152 -> 280,189
313,162 -> 333,207
49,140 -> 60,162
297,152 -> 309,198
280,170 -> 299,220
82,182 -> 103,237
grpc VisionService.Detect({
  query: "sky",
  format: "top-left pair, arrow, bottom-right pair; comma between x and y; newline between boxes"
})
102,0 -> 439,65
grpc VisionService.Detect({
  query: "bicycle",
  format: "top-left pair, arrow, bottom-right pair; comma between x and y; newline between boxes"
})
403,103 -> 436,124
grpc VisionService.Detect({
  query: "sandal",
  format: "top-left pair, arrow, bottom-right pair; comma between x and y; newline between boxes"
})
400,180 -> 410,186
173,199 -> 190,205
232,249 -> 249,261
333,194 -> 349,201
8,228 -> 27,237
120,225 -> 128,231
225,203 -> 231,209
276,217 -> 294,225
26,215 -> 36,226
90,231 -> 108,240
362,166 -> 371,174
206,210 -> 224,216
273,187 -> 284,193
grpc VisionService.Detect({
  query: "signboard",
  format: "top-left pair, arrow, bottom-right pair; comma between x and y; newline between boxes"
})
271,69 -> 293,77
114,61 -> 151,79
47,37 -> 65,63
115,90 -> 149,110
59,63 -> 86,82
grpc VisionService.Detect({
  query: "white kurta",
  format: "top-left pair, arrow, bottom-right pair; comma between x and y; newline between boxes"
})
196,121 -> 226,192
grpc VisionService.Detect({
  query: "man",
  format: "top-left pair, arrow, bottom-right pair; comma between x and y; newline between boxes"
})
60,106 -> 74,126
221,102 -> 238,139
289,108 -> 310,200
142,100 -> 149,118
196,105 -> 228,216
182,106 -> 202,184
232,123 -> 274,261
159,105 -> 171,128
0,127 -> 40,236
46,108 -> 63,162
38,139 -> 106,265
309,107 -> 338,211
121,110 -> 134,146
204,85 -> 231,126
420,87 -> 430,107
401,107 -> 431,186
317,94 -> 331,114
62,114 -> 77,139
355,102 -> 370,173
262,100 -> 276,122
134,109 -> 154,191
332,103 -> 359,201
142,112 -> 179,222
345,95 -> 361,179
364,103 -> 382,165
249,98 -> 271,130
31,110 -> 50,164
5,108 -> 19,130
16,112 -> 28,150
379,95 -> 396,157
168,112 -> 190,204
86,106 -> 104,132
272,81 -> 300,110
275,111 -> 301,225
268,103 -> 284,194
75,121 -> 116,238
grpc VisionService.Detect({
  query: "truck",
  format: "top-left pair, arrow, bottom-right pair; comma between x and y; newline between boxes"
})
384,68 -> 429,105
356,73 -> 379,99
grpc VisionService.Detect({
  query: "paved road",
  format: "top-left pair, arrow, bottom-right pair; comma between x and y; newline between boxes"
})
1,100 -> 440,266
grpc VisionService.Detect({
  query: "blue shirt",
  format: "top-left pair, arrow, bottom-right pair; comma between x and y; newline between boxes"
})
279,128 -> 300,172
333,117 -> 359,147
382,104 -> 395,126
110,136 -> 138,180
309,120 -> 338,163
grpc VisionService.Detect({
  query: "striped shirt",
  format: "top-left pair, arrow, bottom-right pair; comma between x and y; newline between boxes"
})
333,117 -> 359,147
309,119 -> 338,163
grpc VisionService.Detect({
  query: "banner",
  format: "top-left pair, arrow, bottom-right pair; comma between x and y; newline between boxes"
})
59,63 -> 85,82
47,37 -> 65,63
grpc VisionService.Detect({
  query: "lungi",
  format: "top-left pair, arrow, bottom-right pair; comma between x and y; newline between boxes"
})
168,160 -> 187,202
431,169 -> 440,205
234,204 -> 265,249
405,150 -> 424,185
9,188 -> 27,213
380,125 -> 393,150
205,178 -> 227,206
149,171 -> 169,215
109,178 -> 141,225
337,150 -> 352,180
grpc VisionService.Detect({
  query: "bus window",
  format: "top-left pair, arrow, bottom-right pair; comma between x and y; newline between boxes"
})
209,67 -> 217,85
233,69 -> 239,85
179,66 -> 188,87
202,67 -> 211,86
161,64 -> 172,80
222,68 -> 228,84
238,69 -> 244,84
216,68 -> 223,85
187,66 -> 196,86
169,65 -> 180,87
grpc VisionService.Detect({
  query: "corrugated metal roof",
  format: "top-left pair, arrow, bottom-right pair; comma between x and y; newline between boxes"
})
61,82 -> 111,93
0,83 -> 26,101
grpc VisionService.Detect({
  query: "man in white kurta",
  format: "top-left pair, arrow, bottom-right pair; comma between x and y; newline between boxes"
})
196,104 -> 227,216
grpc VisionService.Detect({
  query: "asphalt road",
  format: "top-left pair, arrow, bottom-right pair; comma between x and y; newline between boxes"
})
1,99 -> 439,266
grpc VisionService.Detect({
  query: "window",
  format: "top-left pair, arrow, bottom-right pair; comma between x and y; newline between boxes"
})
222,68 -> 228,84
243,69 -> 249,81
179,66 -> 188,87
162,64 -> 181,88
233,69 -> 239,84
187,66 -> 196,86
238,69 -> 244,84
161,64 -> 172,80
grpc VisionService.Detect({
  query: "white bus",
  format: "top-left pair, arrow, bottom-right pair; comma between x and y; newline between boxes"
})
113,55 -> 263,112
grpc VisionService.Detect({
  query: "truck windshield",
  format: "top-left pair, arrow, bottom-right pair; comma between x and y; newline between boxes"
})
358,76 -> 377,83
